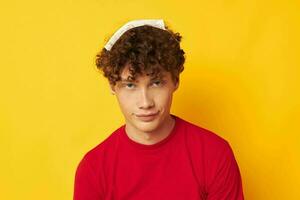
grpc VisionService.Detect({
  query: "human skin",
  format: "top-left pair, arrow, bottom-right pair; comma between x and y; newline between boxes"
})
110,64 -> 179,145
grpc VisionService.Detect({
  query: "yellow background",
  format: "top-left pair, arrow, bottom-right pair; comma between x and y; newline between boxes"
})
1,0 -> 299,199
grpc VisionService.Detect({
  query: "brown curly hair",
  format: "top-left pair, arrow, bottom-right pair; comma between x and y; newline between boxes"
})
95,24 -> 185,86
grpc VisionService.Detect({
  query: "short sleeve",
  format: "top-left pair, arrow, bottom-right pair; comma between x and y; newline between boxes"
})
73,155 -> 104,200
206,142 -> 244,200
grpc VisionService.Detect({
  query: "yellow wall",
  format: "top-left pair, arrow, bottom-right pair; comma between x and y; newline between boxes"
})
1,0 -> 299,199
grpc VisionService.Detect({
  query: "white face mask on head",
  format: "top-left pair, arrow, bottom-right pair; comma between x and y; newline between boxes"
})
104,19 -> 166,51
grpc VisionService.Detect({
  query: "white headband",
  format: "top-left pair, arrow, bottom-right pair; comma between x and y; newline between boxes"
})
104,19 -> 166,51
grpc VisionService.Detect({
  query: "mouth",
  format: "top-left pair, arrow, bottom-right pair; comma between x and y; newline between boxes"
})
136,112 -> 159,122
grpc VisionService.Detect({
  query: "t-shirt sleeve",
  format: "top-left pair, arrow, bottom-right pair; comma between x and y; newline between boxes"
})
73,155 -> 104,200
206,141 -> 244,200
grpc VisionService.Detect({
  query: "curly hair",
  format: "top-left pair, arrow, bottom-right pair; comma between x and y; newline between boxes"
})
95,24 -> 185,86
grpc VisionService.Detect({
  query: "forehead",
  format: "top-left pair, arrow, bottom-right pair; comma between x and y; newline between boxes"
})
120,65 -> 168,81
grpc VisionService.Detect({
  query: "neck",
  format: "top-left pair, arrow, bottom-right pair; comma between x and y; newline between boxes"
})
125,115 -> 175,145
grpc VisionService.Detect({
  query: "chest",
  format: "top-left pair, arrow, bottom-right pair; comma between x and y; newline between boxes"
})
105,145 -> 203,200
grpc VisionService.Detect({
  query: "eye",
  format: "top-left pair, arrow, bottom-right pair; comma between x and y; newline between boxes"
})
152,80 -> 164,87
125,83 -> 135,89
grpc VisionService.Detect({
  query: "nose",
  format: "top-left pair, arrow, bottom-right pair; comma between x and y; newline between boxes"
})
137,88 -> 154,109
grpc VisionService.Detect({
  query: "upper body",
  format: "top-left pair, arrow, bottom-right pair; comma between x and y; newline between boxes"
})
74,19 -> 244,199
74,114 -> 244,200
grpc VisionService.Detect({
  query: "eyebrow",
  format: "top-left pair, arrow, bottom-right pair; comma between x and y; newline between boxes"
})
120,74 -> 166,82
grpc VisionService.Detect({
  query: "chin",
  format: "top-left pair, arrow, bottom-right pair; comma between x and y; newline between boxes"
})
133,118 -> 161,133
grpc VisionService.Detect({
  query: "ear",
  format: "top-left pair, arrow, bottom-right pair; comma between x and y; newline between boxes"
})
173,78 -> 180,92
109,83 -> 116,95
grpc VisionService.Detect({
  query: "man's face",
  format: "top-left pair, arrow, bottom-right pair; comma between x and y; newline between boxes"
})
110,65 -> 179,135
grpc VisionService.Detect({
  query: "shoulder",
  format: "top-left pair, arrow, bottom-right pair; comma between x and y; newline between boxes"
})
74,127 -> 124,199
177,116 -> 240,188
177,116 -> 230,152
172,116 -> 243,198
77,125 -> 123,171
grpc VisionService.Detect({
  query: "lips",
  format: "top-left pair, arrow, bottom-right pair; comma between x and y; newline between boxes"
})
136,112 -> 159,117
135,112 -> 159,122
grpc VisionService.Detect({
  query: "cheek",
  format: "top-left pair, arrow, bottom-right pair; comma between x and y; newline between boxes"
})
117,93 -> 135,113
154,91 -> 173,106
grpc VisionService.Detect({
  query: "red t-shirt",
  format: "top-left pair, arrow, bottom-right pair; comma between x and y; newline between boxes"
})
74,114 -> 244,200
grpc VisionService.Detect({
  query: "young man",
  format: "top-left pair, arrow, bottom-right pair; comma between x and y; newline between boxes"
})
74,19 -> 244,200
